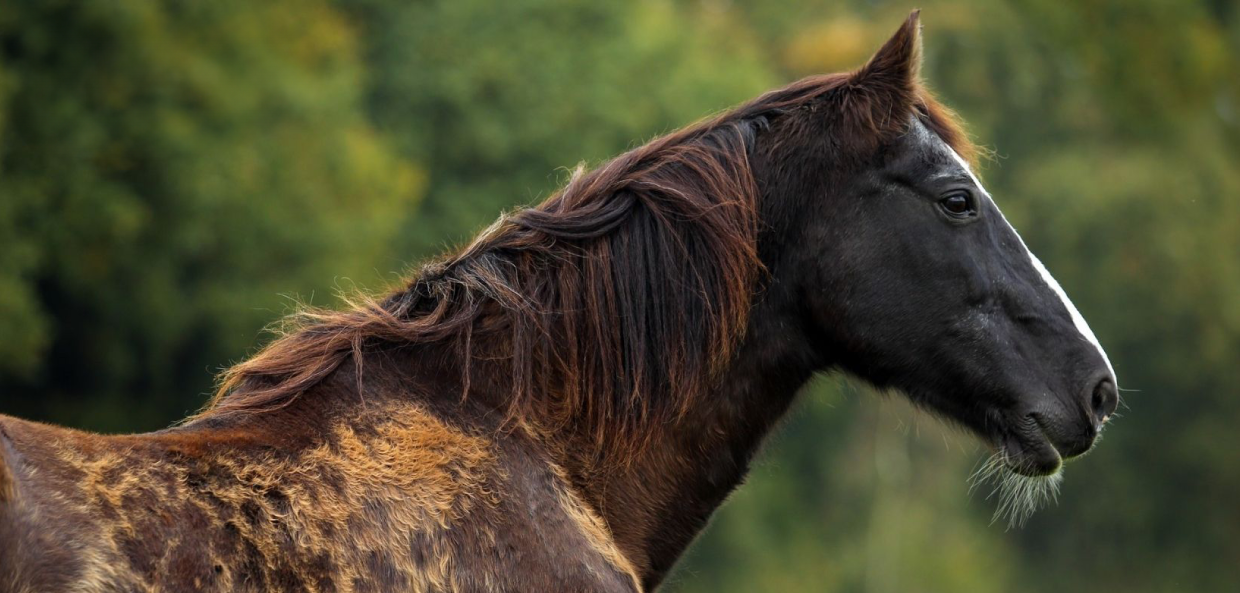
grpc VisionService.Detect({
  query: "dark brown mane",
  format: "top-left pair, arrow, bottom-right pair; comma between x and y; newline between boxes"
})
203,67 -> 975,447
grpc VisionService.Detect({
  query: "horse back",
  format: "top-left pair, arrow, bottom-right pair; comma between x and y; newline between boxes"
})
0,405 -> 640,592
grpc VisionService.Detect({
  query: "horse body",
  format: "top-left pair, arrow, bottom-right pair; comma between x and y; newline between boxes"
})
0,12 -> 1118,592
0,363 -> 643,592
0,330 -> 809,592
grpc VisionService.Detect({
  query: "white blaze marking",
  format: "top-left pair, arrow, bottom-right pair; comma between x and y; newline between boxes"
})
945,148 -> 1116,382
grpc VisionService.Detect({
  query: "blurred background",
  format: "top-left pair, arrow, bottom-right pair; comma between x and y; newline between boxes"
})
1,0 -> 1238,591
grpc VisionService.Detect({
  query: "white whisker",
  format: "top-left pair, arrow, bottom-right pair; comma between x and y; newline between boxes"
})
967,452 -> 1062,529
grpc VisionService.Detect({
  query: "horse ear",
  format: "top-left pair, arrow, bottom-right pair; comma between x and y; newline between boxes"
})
853,10 -> 922,93
842,11 -> 923,131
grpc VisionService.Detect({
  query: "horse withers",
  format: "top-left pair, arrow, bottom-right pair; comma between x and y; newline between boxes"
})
0,12 -> 1116,592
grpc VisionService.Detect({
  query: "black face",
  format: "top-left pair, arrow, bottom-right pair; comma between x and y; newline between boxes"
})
802,117 -> 1117,477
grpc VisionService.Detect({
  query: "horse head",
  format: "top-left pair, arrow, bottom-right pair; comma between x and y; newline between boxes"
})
752,12 -> 1117,521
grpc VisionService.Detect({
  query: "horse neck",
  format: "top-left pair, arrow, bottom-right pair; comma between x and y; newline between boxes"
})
557,284 -> 823,587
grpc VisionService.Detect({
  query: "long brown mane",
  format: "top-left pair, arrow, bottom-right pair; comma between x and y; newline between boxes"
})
204,53 -> 975,448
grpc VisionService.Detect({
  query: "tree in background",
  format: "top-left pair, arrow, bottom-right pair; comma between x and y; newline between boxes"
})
0,0 -> 420,429
1,1 -> 1237,591
336,0 -> 777,258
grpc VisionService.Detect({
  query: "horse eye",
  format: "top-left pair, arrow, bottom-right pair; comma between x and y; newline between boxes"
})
939,192 -> 973,217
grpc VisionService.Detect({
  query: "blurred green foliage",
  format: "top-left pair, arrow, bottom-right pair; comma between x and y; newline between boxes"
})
1,1 -> 1237,591
0,0 -> 422,428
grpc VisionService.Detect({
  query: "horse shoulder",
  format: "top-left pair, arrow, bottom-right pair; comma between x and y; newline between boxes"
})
453,430 -> 643,592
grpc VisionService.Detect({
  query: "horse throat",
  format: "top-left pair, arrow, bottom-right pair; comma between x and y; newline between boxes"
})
558,297 -> 823,588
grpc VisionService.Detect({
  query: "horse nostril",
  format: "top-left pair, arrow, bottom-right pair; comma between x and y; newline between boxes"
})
1090,377 -> 1119,424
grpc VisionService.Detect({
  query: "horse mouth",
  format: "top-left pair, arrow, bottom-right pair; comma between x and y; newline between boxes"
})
995,415 -> 1063,477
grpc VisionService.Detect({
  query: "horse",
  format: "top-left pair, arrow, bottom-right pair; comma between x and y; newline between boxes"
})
0,12 -> 1117,592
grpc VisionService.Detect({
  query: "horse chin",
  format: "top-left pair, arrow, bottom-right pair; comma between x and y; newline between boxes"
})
998,415 -> 1064,477
970,417 -> 1066,528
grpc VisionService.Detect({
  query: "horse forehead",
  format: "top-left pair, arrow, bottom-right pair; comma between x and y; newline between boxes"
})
904,118 -> 980,187
902,117 -> 977,187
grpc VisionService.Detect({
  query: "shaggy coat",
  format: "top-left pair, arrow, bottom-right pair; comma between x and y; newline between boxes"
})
0,13 -> 1080,593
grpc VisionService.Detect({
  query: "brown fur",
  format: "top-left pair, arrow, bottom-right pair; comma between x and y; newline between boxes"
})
1,12 -> 976,592
203,11 -> 971,460
0,429 -> 12,504
0,370 -> 641,592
